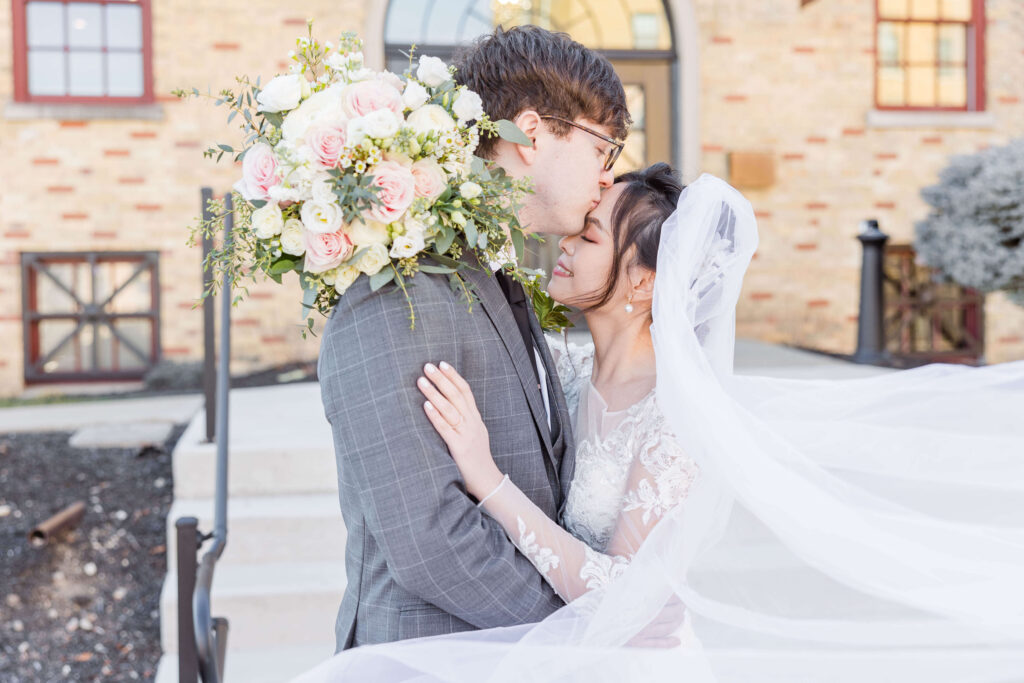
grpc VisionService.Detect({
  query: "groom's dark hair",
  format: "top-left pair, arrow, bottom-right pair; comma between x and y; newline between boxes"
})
453,25 -> 631,157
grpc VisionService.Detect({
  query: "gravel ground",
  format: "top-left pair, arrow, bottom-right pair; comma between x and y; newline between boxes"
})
0,425 -> 185,682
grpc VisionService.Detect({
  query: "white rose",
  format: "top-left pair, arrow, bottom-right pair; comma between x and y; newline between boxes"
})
361,109 -> 400,139
406,104 -> 456,136
257,74 -> 309,113
251,202 -> 284,239
389,234 -> 425,259
416,55 -> 451,88
325,265 -> 360,295
348,67 -> 375,82
402,81 -> 429,110
280,83 -> 345,141
349,219 -> 389,247
300,200 -> 344,234
459,181 -> 482,200
403,215 -> 427,241
452,89 -> 484,122
280,219 -> 305,255
357,242 -> 390,275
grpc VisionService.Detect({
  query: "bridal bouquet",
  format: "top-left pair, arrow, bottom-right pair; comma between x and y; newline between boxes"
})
178,26 -> 569,334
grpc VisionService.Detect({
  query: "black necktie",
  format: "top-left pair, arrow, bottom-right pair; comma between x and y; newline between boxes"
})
495,271 -> 539,381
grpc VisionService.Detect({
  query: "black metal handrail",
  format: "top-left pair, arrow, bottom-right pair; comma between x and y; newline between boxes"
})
177,189 -> 232,683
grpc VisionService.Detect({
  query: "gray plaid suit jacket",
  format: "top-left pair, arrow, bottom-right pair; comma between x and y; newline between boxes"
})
318,255 -> 576,652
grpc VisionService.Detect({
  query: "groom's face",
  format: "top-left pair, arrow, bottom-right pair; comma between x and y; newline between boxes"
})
521,117 -> 617,237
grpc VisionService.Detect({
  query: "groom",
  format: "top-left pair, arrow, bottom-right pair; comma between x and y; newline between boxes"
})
318,25 -> 630,651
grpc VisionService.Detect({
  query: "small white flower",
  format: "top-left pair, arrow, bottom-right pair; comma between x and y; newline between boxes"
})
459,181 -> 482,200
402,81 -> 429,110
406,104 -> 456,137
417,55 -> 451,88
346,117 -> 368,146
311,174 -> 336,204
300,199 -> 344,234
280,219 -> 305,255
257,74 -> 308,113
251,202 -> 284,239
452,88 -> 484,122
389,233 -> 425,259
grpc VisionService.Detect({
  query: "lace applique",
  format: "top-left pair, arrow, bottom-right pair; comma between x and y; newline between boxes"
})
622,434 -> 699,526
579,545 -> 631,591
517,516 -> 560,576
548,339 -> 594,420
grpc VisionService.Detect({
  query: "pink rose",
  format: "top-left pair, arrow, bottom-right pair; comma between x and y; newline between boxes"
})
303,228 -> 354,274
343,80 -> 403,119
367,161 -> 416,224
410,159 -> 447,201
306,122 -> 348,169
237,142 -> 280,201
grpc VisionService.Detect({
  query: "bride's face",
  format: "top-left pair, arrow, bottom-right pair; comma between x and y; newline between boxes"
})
547,183 -> 626,308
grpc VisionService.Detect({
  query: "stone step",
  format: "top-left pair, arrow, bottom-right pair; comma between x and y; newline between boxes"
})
160,560 -> 345,654
171,383 -> 338,499
153,643 -> 336,683
165,494 -> 347,568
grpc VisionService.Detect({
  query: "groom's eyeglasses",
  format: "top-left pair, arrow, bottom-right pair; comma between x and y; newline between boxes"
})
540,115 -> 624,172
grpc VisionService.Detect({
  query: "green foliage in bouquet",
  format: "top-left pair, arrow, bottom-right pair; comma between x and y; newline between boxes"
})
175,23 -> 572,336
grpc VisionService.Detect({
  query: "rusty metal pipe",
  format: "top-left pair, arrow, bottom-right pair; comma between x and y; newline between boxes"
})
29,501 -> 86,546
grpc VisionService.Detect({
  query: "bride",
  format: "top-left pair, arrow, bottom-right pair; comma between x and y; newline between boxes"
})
294,168 -> 1024,682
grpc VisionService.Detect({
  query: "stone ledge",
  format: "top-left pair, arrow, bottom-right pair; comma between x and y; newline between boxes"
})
4,101 -> 165,121
866,109 -> 995,130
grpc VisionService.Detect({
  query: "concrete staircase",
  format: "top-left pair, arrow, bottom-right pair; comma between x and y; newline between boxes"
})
155,382 -> 345,683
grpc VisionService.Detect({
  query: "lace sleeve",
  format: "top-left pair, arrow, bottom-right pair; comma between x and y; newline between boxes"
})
479,425 -> 698,603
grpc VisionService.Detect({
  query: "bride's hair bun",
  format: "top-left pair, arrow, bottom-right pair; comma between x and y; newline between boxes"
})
579,163 -> 683,313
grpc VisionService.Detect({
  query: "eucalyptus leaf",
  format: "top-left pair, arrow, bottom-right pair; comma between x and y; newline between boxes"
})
435,226 -> 455,255
299,286 -> 317,322
268,258 -> 298,275
496,120 -> 534,148
419,264 -> 456,274
369,268 -> 395,292
511,229 -> 525,262
464,219 -> 478,247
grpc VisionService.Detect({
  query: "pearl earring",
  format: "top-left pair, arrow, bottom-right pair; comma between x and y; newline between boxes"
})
625,296 -> 634,314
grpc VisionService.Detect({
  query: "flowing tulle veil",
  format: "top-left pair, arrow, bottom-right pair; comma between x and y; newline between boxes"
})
292,174 -> 1024,683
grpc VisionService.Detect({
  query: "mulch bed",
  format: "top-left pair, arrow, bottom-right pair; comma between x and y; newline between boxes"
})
0,425 -> 186,682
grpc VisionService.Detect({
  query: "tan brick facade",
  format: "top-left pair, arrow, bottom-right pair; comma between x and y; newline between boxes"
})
1,0 -> 1022,397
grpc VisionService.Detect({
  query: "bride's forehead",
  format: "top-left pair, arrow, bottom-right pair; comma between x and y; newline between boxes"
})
593,183 -> 627,216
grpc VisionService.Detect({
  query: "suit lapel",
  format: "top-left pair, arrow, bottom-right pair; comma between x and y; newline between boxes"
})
461,264 -> 556,467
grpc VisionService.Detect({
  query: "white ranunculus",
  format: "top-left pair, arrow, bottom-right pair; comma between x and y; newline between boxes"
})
406,104 -> 456,137
416,56 -> 451,88
357,242 -> 390,275
251,202 -> 284,239
452,89 -> 484,122
257,74 -> 308,113
459,181 -> 482,200
349,219 -> 389,247
361,109 -> 401,139
280,83 -> 344,141
402,81 -> 429,110
268,183 -> 302,204
389,233 -> 425,259
300,200 -> 344,234
325,265 -> 360,294
280,219 -> 305,256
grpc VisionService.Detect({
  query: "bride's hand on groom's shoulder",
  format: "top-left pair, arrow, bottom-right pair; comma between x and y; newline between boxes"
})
418,363 -> 505,501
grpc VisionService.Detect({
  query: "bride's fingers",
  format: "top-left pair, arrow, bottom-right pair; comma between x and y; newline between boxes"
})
417,376 -> 464,428
438,362 -> 478,413
423,363 -> 468,413
423,401 -> 457,441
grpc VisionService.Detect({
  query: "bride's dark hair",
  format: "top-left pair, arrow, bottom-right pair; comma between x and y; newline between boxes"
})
579,162 -> 684,312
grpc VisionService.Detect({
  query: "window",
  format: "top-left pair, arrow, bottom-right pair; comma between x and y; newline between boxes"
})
875,0 -> 985,111
21,252 -> 161,383
11,0 -> 153,104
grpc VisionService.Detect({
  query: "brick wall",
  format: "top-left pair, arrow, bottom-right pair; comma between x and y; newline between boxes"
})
694,0 -> 1024,362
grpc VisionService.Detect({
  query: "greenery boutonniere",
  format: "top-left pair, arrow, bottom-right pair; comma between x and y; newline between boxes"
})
521,268 -> 574,334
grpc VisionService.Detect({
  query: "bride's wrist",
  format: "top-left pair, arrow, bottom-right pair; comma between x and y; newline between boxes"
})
470,464 -> 506,502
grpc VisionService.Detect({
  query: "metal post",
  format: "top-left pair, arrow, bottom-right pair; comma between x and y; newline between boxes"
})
201,188 -> 216,443
175,517 -> 200,683
853,219 -> 890,364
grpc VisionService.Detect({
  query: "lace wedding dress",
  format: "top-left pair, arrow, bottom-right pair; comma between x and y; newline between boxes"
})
478,340 -> 699,607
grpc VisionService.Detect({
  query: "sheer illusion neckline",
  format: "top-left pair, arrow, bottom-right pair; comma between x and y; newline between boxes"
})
584,379 -> 657,415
